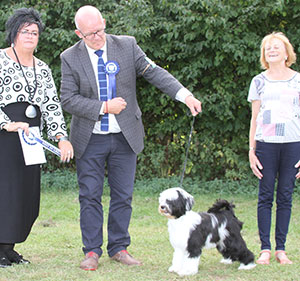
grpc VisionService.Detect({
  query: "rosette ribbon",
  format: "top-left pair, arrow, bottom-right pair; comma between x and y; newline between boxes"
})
105,61 -> 120,99
22,130 -> 61,157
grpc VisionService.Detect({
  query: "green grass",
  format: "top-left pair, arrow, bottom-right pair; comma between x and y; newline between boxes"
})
1,188 -> 300,281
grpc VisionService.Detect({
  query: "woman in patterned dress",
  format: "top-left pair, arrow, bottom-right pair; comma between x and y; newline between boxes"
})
248,32 -> 300,265
0,8 -> 73,267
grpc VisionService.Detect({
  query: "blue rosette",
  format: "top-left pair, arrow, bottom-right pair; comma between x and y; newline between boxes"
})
105,61 -> 120,99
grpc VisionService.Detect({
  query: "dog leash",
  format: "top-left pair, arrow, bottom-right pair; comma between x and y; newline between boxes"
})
179,115 -> 196,188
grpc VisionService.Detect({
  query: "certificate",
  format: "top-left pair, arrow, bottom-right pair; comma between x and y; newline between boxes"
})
18,127 -> 46,166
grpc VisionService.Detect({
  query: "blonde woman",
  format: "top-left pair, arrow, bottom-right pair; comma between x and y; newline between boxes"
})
248,32 -> 299,265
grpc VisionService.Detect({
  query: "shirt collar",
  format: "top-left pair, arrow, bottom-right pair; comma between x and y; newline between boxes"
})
85,41 -> 107,58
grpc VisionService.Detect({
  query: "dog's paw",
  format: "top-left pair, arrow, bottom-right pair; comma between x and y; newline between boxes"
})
177,269 -> 198,276
220,258 -> 233,264
168,265 -> 179,273
168,266 -> 175,272
238,263 -> 256,270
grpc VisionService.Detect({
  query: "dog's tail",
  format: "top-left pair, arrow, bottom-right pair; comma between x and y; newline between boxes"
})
207,199 -> 235,213
208,199 -> 243,228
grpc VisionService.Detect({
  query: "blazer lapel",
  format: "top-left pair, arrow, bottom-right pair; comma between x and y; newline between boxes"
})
78,40 -> 98,98
106,35 -> 116,61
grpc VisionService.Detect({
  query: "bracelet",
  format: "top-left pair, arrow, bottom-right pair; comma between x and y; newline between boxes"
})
249,147 -> 255,151
3,121 -> 15,131
58,136 -> 68,142
3,123 -> 9,131
105,101 -> 108,114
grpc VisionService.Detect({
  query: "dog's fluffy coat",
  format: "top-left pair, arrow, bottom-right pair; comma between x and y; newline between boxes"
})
159,187 -> 256,276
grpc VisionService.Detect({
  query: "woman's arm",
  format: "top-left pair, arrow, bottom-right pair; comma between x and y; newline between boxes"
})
249,100 -> 263,179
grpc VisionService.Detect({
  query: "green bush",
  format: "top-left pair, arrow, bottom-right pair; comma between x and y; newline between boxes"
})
1,0 -> 300,181
41,169 -> 78,191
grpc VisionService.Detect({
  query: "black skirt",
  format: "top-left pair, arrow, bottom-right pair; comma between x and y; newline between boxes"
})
0,102 -> 42,243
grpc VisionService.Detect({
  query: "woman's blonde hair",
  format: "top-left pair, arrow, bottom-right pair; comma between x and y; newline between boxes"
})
260,32 -> 296,69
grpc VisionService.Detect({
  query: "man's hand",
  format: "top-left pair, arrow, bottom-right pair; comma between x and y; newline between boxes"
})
106,97 -> 127,114
185,95 -> 202,116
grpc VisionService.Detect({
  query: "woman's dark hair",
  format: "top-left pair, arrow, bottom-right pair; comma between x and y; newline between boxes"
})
5,7 -> 44,45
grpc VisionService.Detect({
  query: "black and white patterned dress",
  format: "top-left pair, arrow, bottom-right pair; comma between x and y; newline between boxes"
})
0,49 -> 68,243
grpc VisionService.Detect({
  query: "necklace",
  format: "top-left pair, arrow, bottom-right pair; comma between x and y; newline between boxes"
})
12,47 -> 37,118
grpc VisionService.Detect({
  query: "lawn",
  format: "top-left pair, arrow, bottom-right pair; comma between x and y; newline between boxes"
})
1,187 -> 299,281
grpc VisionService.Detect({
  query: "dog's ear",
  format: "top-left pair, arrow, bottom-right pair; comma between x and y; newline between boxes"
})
177,189 -> 194,211
186,195 -> 194,211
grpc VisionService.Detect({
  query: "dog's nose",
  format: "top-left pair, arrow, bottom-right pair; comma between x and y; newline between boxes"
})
160,205 -> 166,210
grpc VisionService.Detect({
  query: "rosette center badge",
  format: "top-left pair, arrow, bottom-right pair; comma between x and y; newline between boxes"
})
105,61 -> 120,74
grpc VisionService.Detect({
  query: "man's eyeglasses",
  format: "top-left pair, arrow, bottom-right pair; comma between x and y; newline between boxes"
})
19,30 -> 39,37
79,28 -> 105,40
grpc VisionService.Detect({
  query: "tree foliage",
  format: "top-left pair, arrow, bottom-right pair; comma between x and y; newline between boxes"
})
1,0 -> 300,180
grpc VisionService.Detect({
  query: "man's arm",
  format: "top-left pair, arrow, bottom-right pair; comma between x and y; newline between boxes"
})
134,39 -> 201,115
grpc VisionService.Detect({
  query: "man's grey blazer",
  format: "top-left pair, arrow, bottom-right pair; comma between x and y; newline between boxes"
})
60,34 -> 184,159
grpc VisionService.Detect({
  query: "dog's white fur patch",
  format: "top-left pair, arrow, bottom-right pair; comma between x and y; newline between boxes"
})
220,258 -> 233,264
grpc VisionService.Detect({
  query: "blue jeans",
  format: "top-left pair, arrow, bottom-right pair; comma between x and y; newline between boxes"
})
255,141 -> 300,251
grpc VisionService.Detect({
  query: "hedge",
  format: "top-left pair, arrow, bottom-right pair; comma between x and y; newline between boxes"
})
1,0 -> 300,181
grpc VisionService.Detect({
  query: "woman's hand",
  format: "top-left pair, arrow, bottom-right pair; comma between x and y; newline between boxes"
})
294,160 -> 300,179
249,150 -> 263,179
58,139 -> 74,163
4,121 -> 30,135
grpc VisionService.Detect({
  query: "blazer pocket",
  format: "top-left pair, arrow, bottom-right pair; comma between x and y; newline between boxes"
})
135,107 -> 142,120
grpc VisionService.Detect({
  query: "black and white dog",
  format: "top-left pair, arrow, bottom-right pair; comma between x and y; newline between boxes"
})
158,187 -> 256,276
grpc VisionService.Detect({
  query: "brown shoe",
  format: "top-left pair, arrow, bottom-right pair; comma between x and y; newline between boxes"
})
111,250 -> 142,266
80,251 -> 99,271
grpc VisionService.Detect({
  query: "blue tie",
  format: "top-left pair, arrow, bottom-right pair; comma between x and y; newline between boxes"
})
95,50 -> 108,131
